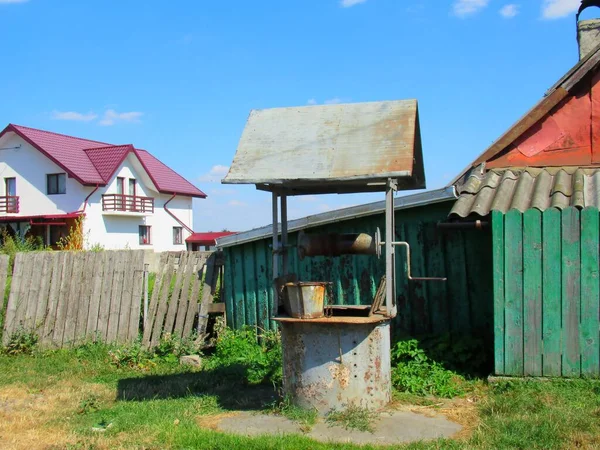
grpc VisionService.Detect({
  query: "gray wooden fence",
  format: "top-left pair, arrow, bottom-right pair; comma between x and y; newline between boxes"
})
1,250 -> 222,348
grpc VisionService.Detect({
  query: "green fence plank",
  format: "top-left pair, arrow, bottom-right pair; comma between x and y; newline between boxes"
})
244,243 -> 258,327
504,210 -> 524,376
561,207 -> 581,377
223,249 -> 235,328
407,221 -> 429,335
492,211 -> 505,376
254,241 -> 271,331
580,208 -> 599,377
232,246 -> 246,330
542,208 -> 562,376
423,222 -> 449,335
523,209 -> 543,376
444,230 -> 470,335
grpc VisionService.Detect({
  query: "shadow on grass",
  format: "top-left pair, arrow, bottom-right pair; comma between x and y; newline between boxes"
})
117,365 -> 279,411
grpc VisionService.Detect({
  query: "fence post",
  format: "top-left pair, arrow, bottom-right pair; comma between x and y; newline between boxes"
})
143,263 -> 149,329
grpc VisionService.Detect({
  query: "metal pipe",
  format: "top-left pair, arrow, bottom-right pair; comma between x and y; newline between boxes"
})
281,195 -> 288,276
272,192 -> 279,316
390,241 -> 447,281
385,179 -> 397,318
437,220 -> 488,230
297,231 -> 376,259
164,193 -> 194,234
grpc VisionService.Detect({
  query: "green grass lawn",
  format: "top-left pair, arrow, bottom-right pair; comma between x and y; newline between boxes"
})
1,346 -> 599,450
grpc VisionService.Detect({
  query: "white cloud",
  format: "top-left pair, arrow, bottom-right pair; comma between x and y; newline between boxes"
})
340,0 -> 367,7
99,109 -> 143,126
51,110 -> 98,122
0,0 -> 29,3
324,97 -> 343,104
199,165 -> 230,183
542,0 -> 579,19
453,0 -> 489,17
307,98 -> 317,105
500,4 -> 519,18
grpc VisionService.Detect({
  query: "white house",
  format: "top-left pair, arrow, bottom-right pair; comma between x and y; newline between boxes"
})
0,124 -> 206,251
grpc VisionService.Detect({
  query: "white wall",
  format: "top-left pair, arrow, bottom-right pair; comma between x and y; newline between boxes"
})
0,132 -> 196,251
82,155 -> 194,252
0,133 -> 92,215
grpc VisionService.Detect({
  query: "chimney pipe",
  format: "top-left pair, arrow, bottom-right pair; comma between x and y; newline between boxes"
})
577,1 -> 600,60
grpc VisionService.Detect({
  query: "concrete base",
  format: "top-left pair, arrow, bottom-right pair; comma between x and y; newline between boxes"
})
279,319 -> 391,414
216,410 -> 462,445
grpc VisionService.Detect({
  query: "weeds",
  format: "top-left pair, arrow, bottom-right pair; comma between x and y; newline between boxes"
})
78,394 -> 102,414
391,338 -> 471,398
270,396 -> 318,432
2,328 -> 39,355
326,405 -> 378,433
204,326 -> 282,386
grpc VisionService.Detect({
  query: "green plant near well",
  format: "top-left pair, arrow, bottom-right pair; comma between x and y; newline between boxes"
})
326,404 -> 378,433
270,396 -> 318,432
203,326 -> 282,386
391,338 -> 468,398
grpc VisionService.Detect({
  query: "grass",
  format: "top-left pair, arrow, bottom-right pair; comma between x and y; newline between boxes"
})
1,341 -> 600,449
326,404 -> 379,433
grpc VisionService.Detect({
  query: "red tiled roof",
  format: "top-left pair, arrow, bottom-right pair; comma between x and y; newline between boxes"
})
85,145 -> 133,182
186,231 -> 237,245
135,149 -> 206,198
0,124 -> 206,198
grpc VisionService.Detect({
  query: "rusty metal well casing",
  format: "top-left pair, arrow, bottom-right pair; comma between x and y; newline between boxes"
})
297,231 -> 376,259
279,320 -> 391,414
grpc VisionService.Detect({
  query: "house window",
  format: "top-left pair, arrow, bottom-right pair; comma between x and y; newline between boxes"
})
5,178 -> 16,196
116,177 -> 125,210
139,225 -> 151,245
129,179 -> 136,196
173,227 -> 183,245
47,173 -> 66,195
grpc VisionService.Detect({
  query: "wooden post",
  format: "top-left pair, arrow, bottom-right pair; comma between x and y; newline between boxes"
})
143,263 -> 149,329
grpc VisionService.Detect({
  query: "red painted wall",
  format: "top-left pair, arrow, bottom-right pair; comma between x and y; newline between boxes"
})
488,70 -> 599,168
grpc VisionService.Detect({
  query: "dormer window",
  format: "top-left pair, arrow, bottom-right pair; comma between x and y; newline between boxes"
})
47,173 -> 66,195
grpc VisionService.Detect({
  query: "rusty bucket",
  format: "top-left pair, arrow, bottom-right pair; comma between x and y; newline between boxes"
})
283,282 -> 327,319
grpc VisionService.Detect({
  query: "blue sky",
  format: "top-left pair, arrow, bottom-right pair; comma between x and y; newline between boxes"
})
0,0 -> 591,231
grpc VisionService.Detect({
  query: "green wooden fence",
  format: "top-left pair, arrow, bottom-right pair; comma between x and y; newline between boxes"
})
493,207 -> 600,377
223,201 -> 494,343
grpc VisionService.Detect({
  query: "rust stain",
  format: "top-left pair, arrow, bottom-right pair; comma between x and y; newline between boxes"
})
328,363 -> 351,389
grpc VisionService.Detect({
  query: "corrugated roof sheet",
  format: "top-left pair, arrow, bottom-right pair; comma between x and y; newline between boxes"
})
217,186 -> 456,248
85,145 -> 133,182
223,100 -> 426,194
450,167 -> 600,217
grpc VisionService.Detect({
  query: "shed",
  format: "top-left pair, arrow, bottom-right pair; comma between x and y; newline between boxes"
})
448,14 -> 600,378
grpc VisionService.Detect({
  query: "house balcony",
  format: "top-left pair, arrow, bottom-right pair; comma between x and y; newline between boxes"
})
102,194 -> 154,216
0,196 -> 19,214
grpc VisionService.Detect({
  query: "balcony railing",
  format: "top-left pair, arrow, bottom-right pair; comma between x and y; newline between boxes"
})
102,194 -> 154,213
0,196 -> 19,213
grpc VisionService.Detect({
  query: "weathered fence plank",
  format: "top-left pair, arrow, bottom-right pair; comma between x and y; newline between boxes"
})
504,210 -> 523,376
198,252 -> 220,337
127,251 -> 145,341
174,252 -> 198,337
142,252 -> 169,346
523,209 -> 542,377
2,250 -> 223,349
562,207 -> 581,377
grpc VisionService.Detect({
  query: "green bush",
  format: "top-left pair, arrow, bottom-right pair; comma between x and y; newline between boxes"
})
391,339 -> 466,398
204,326 -> 282,386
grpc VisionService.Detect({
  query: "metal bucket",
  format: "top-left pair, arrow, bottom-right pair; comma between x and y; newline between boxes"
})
283,282 -> 326,319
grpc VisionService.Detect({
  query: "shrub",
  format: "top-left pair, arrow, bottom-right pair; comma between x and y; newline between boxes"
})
391,338 -> 466,398
2,328 -> 39,356
204,326 -> 282,386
